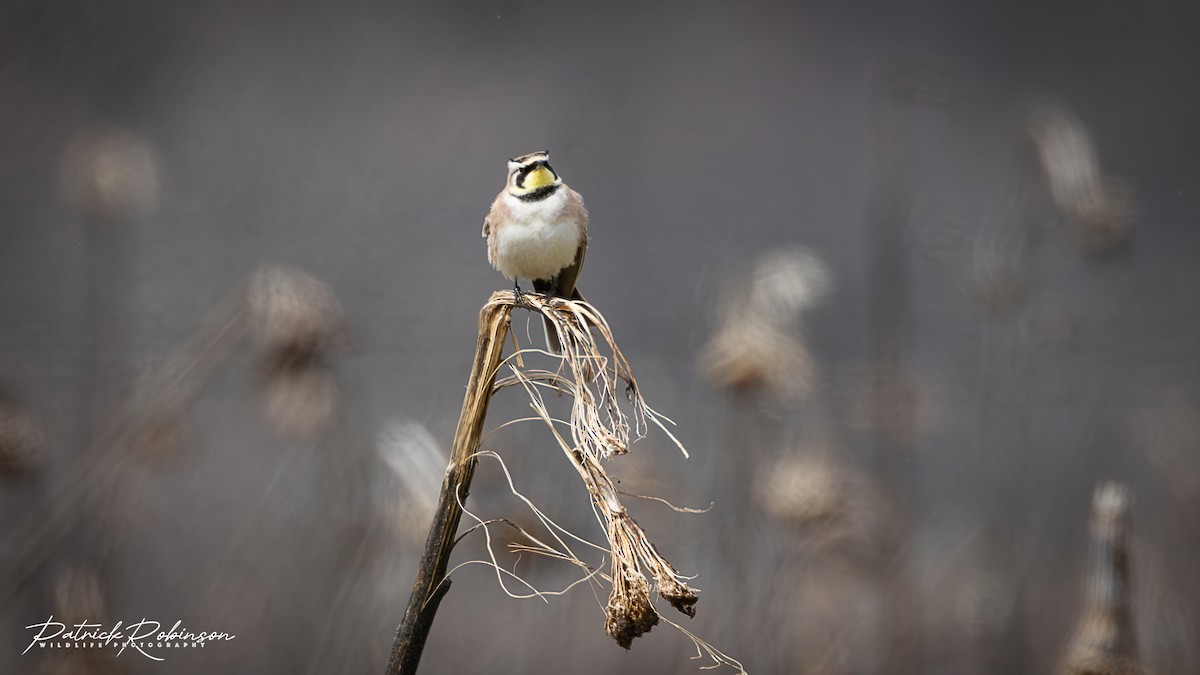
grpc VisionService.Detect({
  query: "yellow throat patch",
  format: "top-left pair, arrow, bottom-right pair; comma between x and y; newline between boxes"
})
524,166 -> 556,189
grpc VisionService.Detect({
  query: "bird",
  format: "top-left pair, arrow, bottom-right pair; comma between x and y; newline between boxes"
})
483,150 -> 588,353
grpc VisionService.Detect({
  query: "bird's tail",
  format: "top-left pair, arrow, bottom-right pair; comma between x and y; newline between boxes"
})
542,288 -> 585,354
543,314 -> 562,354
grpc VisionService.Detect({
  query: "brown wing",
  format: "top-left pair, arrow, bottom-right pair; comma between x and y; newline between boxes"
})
555,187 -> 588,298
548,242 -> 586,299
537,189 -> 589,353
482,191 -> 509,268
484,188 -> 513,235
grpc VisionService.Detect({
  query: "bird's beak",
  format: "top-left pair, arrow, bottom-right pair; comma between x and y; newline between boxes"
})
524,165 -> 556,189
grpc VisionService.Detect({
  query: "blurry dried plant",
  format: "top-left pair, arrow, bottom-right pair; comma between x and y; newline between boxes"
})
37,565 -> 126,675
0,264 -> 343,609
52,565 -> 109,625
375,418 -> 445,544
746,247 -> 833,316
701,322 -> 816,400
60,128 -> 159,220
246,264 -> 343,353
0,394 -> 42,475
756,453 -> 843,525
122,262 -> 343,447
247,264 -> 343,438
701,246 -> 831,401
755,451 -> 888,567
1059,482 -> 1148,675
1029,104 -> 1135,255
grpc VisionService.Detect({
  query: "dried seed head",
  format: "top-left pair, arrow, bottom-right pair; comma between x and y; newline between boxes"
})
603,509 -> 700,648
1091,482 -> 1130,538
756,456 -> 843,524
700,318 -> 816,401
1030,104 -> 1103,215
597,504 -> 701,649
0,397 -> 41,475
249,268 -> 342,440
702,248 -> 828,400
605,566 -> 659,649
246,265 -> 342,352
1029,104 -> 1133,255
654,572 -> 699,619
747,247 -> 832,318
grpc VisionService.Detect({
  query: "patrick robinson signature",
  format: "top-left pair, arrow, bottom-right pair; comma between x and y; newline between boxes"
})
23,616 -> 236,661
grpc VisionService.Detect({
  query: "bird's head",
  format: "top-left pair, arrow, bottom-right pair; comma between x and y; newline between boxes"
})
506,150 -> 561,200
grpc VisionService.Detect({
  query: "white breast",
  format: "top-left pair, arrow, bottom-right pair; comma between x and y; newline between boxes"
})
491,190 -> 580,281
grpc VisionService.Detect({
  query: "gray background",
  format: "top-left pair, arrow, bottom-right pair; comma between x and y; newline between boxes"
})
1,1 -> 1198,673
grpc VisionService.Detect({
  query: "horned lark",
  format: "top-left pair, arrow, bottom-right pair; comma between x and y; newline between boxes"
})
483,150 -> 588,351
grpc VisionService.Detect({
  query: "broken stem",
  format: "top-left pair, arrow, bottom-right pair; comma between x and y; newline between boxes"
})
385,294 -> 513,675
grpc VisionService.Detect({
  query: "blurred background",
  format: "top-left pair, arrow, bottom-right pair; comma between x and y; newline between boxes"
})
2,0 -> 1198,673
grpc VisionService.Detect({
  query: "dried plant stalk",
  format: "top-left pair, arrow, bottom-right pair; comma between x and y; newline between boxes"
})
386,296 -> 512,675
1059,482 -> 1147,675
388,291 -> 735,673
